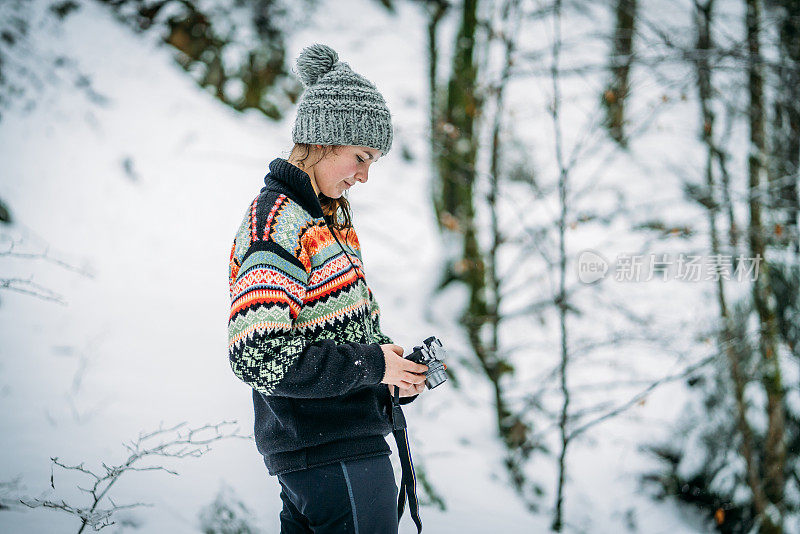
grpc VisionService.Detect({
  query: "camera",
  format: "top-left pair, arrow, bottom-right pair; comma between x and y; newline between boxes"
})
405,336 -> 448,390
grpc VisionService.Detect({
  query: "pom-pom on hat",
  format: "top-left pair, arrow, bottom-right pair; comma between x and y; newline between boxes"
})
292,44 -> 393,155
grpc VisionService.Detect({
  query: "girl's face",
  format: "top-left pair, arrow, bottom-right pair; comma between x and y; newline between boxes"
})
310,145 -> 382,199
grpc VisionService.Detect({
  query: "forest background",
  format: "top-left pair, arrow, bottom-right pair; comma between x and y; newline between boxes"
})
1,0 -> 799,532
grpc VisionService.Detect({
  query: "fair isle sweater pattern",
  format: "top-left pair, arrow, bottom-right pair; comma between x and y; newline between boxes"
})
227,158 -> 423,475
228,191 -> 394,399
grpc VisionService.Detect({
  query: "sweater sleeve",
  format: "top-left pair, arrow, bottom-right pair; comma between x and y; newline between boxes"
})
228,214 -> 386,399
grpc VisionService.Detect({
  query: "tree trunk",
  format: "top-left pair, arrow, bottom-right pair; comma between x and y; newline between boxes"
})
746,0 -> 786,530
487,0 -> 525,450
550,0 -> 570,530
433,0 -> 490,378
435,0 -> 479,230
770,0 -> 800,256
603,0 -> 637,146
425,0 -> 449,208
694,0 -> 769,523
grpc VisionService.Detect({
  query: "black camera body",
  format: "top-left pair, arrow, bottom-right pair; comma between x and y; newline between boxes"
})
405,336 -> 448,390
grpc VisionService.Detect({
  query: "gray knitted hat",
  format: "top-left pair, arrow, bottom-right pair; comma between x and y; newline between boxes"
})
292,44 -> 393,155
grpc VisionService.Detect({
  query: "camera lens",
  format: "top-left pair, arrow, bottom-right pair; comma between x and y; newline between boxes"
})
425,359 -> 447,389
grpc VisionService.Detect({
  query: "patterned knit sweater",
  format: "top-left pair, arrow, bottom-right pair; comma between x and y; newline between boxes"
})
228,157 -> 417,476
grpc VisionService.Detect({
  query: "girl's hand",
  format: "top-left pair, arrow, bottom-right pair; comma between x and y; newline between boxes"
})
379,344 -> 428,389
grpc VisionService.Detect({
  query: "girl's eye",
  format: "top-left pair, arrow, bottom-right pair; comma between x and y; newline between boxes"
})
357,155 -> 364,163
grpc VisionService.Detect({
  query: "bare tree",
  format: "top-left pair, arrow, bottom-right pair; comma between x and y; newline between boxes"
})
746,0 -> 786,530
602,0 -> 637,146
15,420 -> 250,533
548,0 -> 570,529
686,0 -> 770,525
1,237 -> 94,305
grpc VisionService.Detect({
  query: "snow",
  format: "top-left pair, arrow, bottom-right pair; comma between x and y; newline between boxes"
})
0,0 -> 729,533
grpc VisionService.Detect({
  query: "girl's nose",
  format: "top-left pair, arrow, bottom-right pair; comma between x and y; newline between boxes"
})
356,168 -> 369,183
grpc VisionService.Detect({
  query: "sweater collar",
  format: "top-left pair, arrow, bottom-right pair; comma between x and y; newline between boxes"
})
263,157 -> 324,218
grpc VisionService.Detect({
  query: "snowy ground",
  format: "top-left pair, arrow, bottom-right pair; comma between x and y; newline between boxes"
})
0,0 -> 714,532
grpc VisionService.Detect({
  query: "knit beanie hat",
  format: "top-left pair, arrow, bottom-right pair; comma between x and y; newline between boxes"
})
292,44 -> 393,155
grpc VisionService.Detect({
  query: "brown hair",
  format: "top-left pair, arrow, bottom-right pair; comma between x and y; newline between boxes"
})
288,143 -> 354,236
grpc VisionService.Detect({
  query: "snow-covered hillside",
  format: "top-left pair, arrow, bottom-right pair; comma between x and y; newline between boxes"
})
0,1 -> 711,532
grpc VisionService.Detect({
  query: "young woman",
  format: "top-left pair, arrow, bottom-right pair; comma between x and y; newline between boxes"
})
227,44 -> 428,533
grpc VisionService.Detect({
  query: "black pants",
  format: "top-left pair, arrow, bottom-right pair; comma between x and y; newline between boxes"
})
277,454 -> 399,534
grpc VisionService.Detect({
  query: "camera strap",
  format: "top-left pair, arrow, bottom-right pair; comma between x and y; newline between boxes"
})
391,386 -> 423,533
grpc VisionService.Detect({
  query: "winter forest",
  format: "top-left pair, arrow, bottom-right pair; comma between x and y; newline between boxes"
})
1,0 -> 799,532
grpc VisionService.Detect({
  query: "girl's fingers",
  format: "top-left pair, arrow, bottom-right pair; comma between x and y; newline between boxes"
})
399,383 -> 426,396
404,361 -> 428,374
403,372 -> 426,384
391,379 -> 427,394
